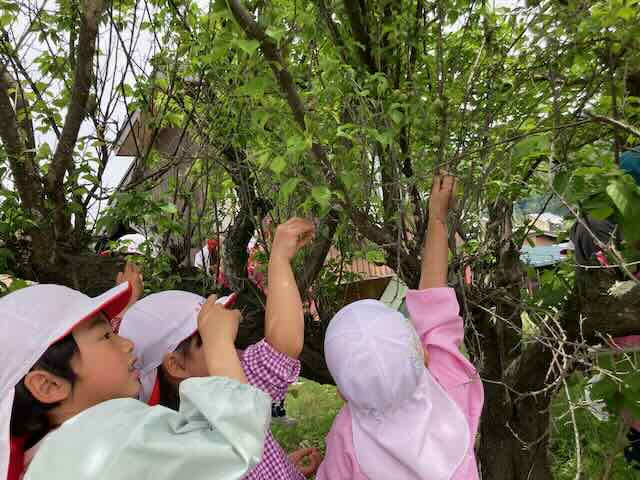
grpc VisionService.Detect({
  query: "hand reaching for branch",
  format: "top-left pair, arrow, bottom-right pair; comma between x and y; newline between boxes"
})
428,173 -> 457,225
265,217 -> 315,359
271,218 -> 316,262
420,173 -> 457,290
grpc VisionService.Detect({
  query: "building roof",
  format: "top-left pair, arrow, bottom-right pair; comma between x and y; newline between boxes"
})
325,247 -> 395,280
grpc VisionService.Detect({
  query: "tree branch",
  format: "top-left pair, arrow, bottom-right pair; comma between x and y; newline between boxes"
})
0,72 -> 42,212
341,0 -> 375,71
585,110 -> 640,139
296,208 -> 339,294
47,0 -> 106,231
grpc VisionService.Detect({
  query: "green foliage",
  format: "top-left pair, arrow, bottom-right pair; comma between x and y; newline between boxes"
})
551,375 -> 636,480
271,378 -> 344,454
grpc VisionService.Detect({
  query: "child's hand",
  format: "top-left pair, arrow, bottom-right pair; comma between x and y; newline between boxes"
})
271,218 -> 315,262
116,262 -> 144,306
288,447 -> 323,478
197,295 -> 242,346
428,173 -> 457,224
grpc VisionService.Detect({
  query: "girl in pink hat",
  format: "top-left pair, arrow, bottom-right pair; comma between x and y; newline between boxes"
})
2,270 -> 273,480
316,174 -> 484,480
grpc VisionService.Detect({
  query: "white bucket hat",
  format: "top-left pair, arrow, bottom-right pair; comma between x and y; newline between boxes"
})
0,282 -> 132,480
119,291 -> 233,404
324,299 -> 470,480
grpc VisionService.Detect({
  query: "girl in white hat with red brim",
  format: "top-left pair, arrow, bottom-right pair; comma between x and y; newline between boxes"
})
119,218 -> 323,479
1,270 -> 272,480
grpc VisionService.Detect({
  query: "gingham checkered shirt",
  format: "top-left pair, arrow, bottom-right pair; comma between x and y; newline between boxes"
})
241,340 -> 305,480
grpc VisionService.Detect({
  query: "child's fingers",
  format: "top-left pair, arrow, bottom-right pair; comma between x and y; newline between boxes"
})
450,177 -> 458,206
298,229 -> 315,247
441,174 -> 455,193
288,448 -> 310,463
203,294 -> 219,307
432,174 -> 442,193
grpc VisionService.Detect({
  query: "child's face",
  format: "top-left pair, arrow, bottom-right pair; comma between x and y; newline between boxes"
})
69,313 -> 141,407
180,339 -> 210,378
163,334 -> 241,380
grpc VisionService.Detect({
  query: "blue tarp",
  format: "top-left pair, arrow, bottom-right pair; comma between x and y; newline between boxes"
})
521,244 -> 571,268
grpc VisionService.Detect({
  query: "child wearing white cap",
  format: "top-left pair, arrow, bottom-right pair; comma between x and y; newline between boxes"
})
119,218 -> 322,479
1,273 -> 272,480
316,174 -> 485,480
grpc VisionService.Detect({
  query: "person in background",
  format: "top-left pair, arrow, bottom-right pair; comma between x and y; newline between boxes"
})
570,147 -> 640,469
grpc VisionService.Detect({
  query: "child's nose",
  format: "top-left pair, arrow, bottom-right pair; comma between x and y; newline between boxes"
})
117,334 -> 135,353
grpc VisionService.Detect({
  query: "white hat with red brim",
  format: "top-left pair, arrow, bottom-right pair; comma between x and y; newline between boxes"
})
119,292 -> 234,404
0,282 -> 132,480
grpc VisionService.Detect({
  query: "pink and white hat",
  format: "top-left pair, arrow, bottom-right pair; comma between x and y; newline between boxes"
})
119,291 -> 233,404
0,282 -> 132,480
324,300 -> 470,480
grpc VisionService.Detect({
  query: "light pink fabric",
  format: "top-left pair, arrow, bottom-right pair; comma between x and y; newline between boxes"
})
316,288 -> 484,480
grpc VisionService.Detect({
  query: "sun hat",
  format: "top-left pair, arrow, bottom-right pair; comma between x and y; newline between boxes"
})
0,282 -> 132,480
119,292 -> 234,404
324,299 -> 470,480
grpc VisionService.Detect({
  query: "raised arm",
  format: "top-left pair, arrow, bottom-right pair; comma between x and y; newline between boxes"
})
264,218 -> 315,359
419,174 -> 456,290
111,262 -> 144,332
198,295 -> 247,383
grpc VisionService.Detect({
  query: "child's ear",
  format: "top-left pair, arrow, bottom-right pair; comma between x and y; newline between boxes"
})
23,370 -> 72,404
162,352 -> 189,380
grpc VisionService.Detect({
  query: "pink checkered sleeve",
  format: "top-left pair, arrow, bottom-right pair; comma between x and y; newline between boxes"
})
241,339 -> 301,402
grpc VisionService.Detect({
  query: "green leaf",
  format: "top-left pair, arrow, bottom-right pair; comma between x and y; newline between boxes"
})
160,203 -> 178,214
240,76 -> 269,96
286,134 -> 310,154
617,6 -> 635,21
590,206 -> 614,220
155,77 -> 169,90
83,174 -> 100,184
279,178 -> 300,201
235,39 -> 260,55
270,156 -> 286,174
390,109 -> 403,125
266,27 -> 285,42
254,110 -> 271,128
311,185 -> 331,208
513,134 -> 550,160
607,179 -> 640,241
0,13 -> 14,28
121,83 -> 135,97
36,143 -> 51,160
165,112 -> 182,126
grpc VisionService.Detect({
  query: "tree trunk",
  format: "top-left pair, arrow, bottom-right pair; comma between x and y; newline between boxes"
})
478,329 -> 556,480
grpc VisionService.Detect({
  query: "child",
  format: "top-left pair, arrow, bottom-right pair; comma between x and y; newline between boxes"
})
316,174 -> 484,480
2,280 -> 272,480
119,218 -> 323,479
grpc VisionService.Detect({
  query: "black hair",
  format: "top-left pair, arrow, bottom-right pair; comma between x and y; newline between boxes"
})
10,334 -> 78,447
157,332 -> 202,411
